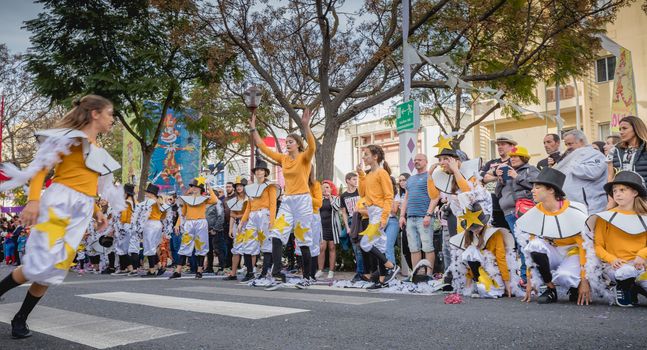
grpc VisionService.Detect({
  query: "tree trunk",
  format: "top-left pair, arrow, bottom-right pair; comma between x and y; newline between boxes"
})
137,145 -> 153,201
316,120 -> 340,181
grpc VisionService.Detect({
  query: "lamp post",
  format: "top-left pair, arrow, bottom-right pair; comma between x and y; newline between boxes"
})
244,86 -> 262,182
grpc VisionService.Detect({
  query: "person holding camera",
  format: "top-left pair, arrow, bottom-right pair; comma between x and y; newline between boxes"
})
537,134 -> 562,170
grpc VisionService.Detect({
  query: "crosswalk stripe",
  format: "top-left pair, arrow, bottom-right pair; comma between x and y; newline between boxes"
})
168,286 -> 393,305
0,303 -> 183,349
78,292 -> 309,319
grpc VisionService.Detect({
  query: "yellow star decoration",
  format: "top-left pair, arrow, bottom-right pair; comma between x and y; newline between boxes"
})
433,135 -> 454,152
477,266 -> 499,292
235,232 -> 245,244
195,237 -> 205,251
258,230 -> 266,243
359,223 -> 381,242
272,214 -> 289,234
33,208 -> 70,249
460,209 -> 484,230
181,232 -> 192,246
243,228 -> 255,242
294,222 -> 310,242
195,176 -> 207,186
54,243 -> 76,271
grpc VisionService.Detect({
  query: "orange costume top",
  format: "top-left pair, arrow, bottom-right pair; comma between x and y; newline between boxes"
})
256,132 -> 316,195
310,181 -> 323,214
358,168 -> 394,226
594,209 -> 647,263
181,189 -> 218,220
120,202 -> 135,224
28,144 -> 100,201
241,184 -> 278,228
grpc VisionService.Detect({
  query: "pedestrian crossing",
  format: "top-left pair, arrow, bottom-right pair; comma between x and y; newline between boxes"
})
0,284 -> 394,349
0,303 -> 184,349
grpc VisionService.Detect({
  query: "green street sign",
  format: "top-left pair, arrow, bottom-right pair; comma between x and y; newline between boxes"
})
396,100 -> 418,132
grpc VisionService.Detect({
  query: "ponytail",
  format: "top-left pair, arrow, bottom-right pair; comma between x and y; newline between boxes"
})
382,161 -> 392,175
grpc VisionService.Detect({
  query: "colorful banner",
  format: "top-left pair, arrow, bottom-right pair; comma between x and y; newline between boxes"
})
122,114 -> 142,185
610,47 -> 638,133
146,104 -> 201,195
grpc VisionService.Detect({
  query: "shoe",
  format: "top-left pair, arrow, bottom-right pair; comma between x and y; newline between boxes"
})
366,282 -> 386,290
127,271 -> 139,277
537,287 -> 558,304
384,265 -> 400,284
309,277 -> 317,284
240,273 -> 255,283
441,284 -> 454,293
111,270 -> 129,276
141,271 -> 156,278
315,270 -> 324,279
351,273 -> 362,283
101,268 -> 116,275
295,279 -> 311,289
327,271 -> 334,280
224,275 -> 238,281
568,287 -> 579,303
370,271 -> 380,283
614,286 -> 634,307
195,272 -> 203,279
271,272 -> 287,283
168,272 -> 181,279
204,268 -> 215,274
11,319 -> 31,339
156,268 -> 166,276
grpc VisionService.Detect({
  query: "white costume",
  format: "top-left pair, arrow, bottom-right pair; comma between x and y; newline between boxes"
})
359,206 -> 387,253
0,128 -> 124,286
178,194 -> 214,257
516,201 -> 589,291
270,194 -> 313,247
132,199 -> 166,257
449,227 -> 521,298
228,196 -> 250,255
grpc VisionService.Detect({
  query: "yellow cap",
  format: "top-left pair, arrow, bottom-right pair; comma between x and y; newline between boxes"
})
509,146 -> 530,158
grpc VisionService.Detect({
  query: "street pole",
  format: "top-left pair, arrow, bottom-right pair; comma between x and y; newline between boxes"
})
398,0 -> 415,276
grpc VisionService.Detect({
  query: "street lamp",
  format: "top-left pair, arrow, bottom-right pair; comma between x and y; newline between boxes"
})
244,86 -> 262,182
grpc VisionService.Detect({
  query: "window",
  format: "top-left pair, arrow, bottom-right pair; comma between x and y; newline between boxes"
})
596,56 -> 616,83
546,85 -> 575,103
598,122 -> 611,140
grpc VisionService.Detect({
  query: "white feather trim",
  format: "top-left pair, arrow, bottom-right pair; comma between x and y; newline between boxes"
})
98,173 -> 125,212
0,136 -> 78,192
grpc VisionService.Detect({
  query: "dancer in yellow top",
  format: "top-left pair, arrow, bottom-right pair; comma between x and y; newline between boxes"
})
169,177 -> 218,279
251,109 -> 316,289
587,171 -> 647,307
356,144 -> 399,289
0,95 -> 124,339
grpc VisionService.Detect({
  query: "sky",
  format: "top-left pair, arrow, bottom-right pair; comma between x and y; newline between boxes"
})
0,0 -> 42,53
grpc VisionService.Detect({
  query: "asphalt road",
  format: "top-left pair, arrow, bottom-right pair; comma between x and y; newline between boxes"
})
0,265 -> 645,350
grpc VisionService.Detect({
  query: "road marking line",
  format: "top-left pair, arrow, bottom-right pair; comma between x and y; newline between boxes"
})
78,292 -> 309,319
168,286 -> 393,305
0,303 -> 183,349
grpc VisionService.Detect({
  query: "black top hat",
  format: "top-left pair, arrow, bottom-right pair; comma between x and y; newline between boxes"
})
252,160 -> 271,176
189,179 -> 206,192
124,183 -> 135,197
99,235 -> 114,248
460,203 -> 490,232
145,183 -> 160,197
434,148 -> 460,159
530,167 -> 566,198
604,170 -> 647,198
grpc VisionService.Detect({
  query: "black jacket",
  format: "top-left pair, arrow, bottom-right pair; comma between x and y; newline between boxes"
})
611,143 -> 647,184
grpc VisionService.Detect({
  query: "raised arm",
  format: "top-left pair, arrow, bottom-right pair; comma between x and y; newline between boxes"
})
301,109 -> 316,163
250,111 -> 283,163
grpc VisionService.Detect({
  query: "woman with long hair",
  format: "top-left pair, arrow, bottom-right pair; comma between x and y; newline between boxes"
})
0,95 -> 124,338
250,109 -> 316,289
587,171 -> 647,307
609,116 -> 647,183
111,184 -> 137,275
224,177 -> 249,280
356,144 -> 399,289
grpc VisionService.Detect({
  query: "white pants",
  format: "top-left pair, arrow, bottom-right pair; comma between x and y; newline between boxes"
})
22,183 -> 95,286
242,209 -> 267,255
360,206 -> 386,253
525,238 -> 581,289
114,223 -> 132,256
269,194 -> 313,247
179,219 -> 209,256
142,220 -> 163,256
461,246 -> 505,298
295,214 -> 322,257
609,264 -> 647,290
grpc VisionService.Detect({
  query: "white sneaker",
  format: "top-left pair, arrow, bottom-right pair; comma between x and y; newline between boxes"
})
315,270 -> 324,279
327,271 -> 334,279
